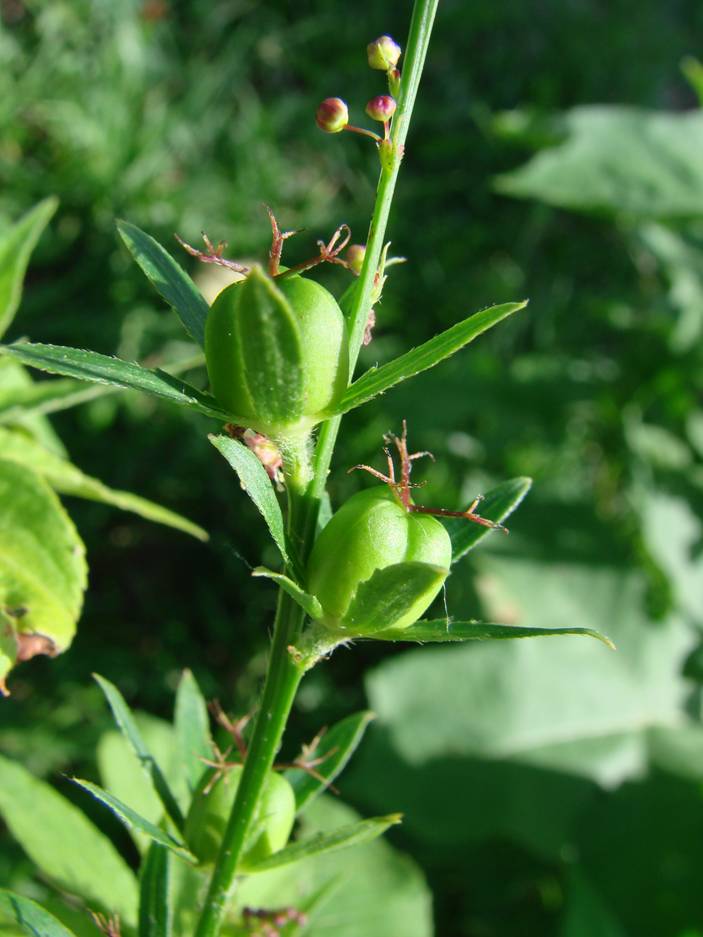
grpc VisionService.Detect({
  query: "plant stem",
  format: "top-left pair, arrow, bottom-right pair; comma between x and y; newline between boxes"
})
195,4 -> 438,935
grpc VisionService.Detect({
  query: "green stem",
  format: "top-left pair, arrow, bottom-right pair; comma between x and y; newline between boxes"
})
194,4 -> 438,935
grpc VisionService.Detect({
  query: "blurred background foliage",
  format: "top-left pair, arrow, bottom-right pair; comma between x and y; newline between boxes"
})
1,0 -> 703,934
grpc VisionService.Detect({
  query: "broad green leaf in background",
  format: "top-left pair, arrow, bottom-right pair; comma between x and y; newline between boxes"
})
139,845 -> 172,937
0,459 -> 86,691
97,713 -> 176,852
0,890 -> 78,937
173,669 -> 212,797
253,568 -> 322,619
0,427 -> 207,540
94,675 -> 185,831
71,779 -> 195,863
247,814 -> 401,873
0,755 -> 138,924
495,107 -> 703,218
117,221 -> 209,348
0,358 -> 67,456
285,710 -> 375,813
210,434 -> 291,568
237,797 -> 431,937
348,562 -> 693,860
559,870 -> 627,937
637,488 -> 703,627
334,301 -> 526,415
371,618 -> 614,646
446,476 -> 532,563
0,198 -> 57,339
1,343 -> 232,421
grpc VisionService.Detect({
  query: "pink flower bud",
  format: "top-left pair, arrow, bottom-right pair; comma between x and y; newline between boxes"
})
365,94 -> 397,123
367,35 -> 401,71
346,244 -> 366,276
315,97 -> 349,133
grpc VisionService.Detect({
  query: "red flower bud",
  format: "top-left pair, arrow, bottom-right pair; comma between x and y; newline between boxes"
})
315,97 -> 349,133
367,35 -> 401,71
365,94 -> 397,123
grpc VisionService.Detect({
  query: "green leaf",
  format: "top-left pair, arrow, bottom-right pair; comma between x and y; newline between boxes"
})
371,618 -> 615,647
343,562 -> 447,636
350,563 -> 694,862
0,378 -> 85,420
94,674 -> 185,831
0,890 -> 78,937
0,198 -> 58,340
0,754 -> 138,924
117,221 -> 209,348
0,427 -> 207,540
209,434 -> 290,567
285,711 -> 375,813
1,343 -> 232,421
0,459 -> 87,692
71,779 -> 195,863
559,870 -> 627,937
237,797 -> 431,937
446,476 -> 532,563
495,106 -> 703,218
97,714 -> 177,853
139,846 -> 172,937
246,814 -> 402,873
253,567 -> 322,619
0,358 -> 67,456
174,669 -> 212,796
334,301 -> 526,415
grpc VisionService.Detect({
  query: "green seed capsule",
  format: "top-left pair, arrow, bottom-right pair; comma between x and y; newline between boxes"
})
307,487 -> 451,636
205,267 -> 349,440
185,765 -> 295,870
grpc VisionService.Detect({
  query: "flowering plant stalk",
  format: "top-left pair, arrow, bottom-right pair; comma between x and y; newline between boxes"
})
0,2 -> 612,935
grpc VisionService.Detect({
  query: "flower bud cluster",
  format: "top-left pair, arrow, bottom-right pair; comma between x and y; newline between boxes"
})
315,33 -> 401,156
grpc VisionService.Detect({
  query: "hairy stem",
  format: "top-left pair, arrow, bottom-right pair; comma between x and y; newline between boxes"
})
195,4 -> 438,935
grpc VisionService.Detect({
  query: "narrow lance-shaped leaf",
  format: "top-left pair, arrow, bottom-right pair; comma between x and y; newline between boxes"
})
0,754 -> 138,924
285,711 -> 376,813
1,342 -> 234,421
0,427 -> 207,541
117,221 -> 209,348
333,300 -> 526,415
0,197 -> 58,340
0,351 -> 206,424
253,568 -> 322,620
209,434 -> 292,569
139,845 -> 172,937
174,669 -> 212,796
0,889 -> 79,937
370,618 -> 615,648
447,476 -> 532,563
246,814 -> 402,873
72,779 -> 195,863
94,674 -> 185,831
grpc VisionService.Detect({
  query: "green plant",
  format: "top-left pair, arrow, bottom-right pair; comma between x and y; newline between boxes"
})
0,5 -> 615,937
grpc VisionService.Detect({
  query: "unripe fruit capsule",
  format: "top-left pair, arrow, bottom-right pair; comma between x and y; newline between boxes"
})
205,268 -> 349,440
307,487 -> 451,636
185,766 -> 295,870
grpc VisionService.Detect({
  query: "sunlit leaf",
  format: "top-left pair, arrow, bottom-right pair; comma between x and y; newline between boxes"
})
117,221 -> 209,348
446,477 -> 532,563
1,343 -> 232,421
0,889 -> 78,937
334,301 -> 526,414
0,198 -> 58,340
247,814 -> 401,872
